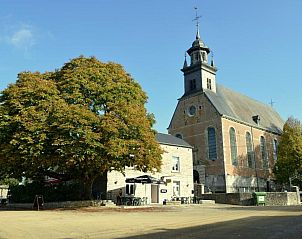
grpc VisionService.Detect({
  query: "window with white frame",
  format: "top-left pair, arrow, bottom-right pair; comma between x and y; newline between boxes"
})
207,127 -> 217,160
126,184 -> 135,195
207,78 -> 212,90
229,127 -> 238,166
246,132 -> 254,168
172,156 -> 180,172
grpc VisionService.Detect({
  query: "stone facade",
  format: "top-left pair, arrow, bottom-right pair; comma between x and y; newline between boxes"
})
106,141 -> 194,204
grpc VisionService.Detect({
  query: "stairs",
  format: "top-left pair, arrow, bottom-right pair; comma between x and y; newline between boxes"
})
198,199 -> 215,204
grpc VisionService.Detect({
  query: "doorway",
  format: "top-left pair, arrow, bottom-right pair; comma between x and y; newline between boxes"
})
151,184 -> 159,203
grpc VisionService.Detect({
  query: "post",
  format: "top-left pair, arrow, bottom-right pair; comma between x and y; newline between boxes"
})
251,126 -> 260,192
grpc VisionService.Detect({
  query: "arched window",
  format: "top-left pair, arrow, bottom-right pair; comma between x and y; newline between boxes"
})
260,136 -> 268,168
246,132 -> 253,168
273,139 -> 278,161
207,127 -> 217,160
229,127 -> 238,166
175,133 -> 183,139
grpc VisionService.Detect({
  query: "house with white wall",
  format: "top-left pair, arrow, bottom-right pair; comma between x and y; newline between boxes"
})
105,133 -> 194,204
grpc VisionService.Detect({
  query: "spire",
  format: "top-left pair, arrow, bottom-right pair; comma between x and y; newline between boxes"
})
196,24 -> 200,40
183,52 -> 188,68
193,7 -> 201,39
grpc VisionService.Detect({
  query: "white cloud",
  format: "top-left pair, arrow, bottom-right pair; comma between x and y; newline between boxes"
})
9,26 -> 35,49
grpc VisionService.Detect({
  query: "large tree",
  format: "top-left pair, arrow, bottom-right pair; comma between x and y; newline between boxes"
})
0,56 -> 163,198
274,117 -> 302,189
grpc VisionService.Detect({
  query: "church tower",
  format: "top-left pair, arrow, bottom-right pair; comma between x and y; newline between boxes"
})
169,11 -> 284,194
182,20 -> 217,95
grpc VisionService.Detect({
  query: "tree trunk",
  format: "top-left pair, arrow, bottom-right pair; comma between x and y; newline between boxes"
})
81,177 -> 95,200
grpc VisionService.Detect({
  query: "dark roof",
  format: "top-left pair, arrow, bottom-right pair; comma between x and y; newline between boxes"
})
204,84 -> 284,134
156,133 -> 192,148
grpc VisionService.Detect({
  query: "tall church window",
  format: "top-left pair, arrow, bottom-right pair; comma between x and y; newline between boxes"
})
190,79 -> 196,91
229,127 -> 238,166
207,127 -> 217,160
273,139 -> 278,161
207,78 -> 212,90
246,132 -> 254,168
260,136 -> 268,168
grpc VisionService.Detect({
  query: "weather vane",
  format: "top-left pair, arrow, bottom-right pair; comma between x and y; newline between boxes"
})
192,7 -> 202,28
269,99 -> 275,108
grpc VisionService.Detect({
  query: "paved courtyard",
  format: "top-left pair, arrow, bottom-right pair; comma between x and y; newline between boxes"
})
0,204 -> 301,239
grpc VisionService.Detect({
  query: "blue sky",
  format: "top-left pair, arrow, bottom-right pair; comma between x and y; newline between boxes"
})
1,1 -> 302,133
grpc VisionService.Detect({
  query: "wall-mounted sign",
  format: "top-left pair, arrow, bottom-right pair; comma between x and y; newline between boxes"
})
160,189 -> 167,193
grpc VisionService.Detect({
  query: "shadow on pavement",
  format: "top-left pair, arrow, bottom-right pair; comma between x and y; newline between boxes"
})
220,205 -> 302,213
119,215 -> 302,239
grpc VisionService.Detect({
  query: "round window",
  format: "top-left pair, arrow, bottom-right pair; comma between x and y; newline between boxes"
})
188,105 -> 196,116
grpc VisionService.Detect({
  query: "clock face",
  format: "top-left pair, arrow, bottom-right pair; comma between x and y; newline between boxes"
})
188,105 -> 196,116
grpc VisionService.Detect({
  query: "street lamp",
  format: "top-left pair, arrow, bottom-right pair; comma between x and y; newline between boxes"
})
251,115 -> 260,192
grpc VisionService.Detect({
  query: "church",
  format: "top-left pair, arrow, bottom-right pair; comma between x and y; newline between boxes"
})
168,24 -> 284,193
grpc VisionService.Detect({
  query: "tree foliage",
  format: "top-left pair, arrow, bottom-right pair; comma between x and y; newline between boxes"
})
0,56 -> 163,198
274,117 -> 302,188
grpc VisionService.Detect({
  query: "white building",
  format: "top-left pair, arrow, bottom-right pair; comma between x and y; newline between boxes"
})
105,133 -> 194,204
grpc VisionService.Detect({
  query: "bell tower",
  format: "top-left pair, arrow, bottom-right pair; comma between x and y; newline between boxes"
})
182,11 -> 217,95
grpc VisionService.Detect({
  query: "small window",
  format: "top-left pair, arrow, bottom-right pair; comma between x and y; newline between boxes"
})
175,133 -> 183,139
202,52 -> 206,61
172,156 -> 180,172
126,184 -> 135,195
229,127 -> 238,166
207,78 -> 212,90
208,127 -> 217,160
188,105 -> 196,116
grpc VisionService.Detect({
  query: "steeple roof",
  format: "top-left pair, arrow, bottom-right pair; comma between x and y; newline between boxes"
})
187,28 -> 210,54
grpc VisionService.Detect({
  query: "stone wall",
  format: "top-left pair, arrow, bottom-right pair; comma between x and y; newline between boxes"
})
7,200 -> 114,209
201,192 -> 300,206
201,193 -> 254,205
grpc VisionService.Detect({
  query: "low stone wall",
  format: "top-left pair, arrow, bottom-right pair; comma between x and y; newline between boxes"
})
7,200 -> 115,209
201,192 -> 300,206
265,192 -> 299,206
201,193 -> 254,206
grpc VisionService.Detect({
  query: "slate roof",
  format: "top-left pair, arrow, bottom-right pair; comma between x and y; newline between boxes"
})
156,133 -> 192,148
204,84 -> 284,134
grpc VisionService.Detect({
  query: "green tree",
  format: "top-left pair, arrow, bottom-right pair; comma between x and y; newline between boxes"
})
274,117 -> 302,189
0,56 -> 163,199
